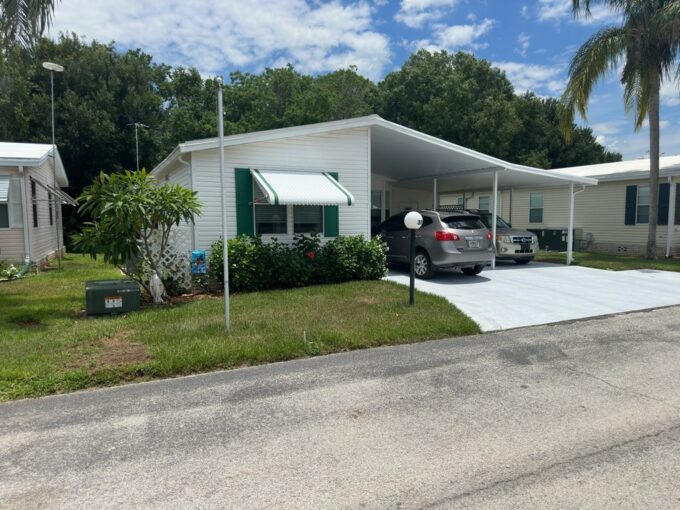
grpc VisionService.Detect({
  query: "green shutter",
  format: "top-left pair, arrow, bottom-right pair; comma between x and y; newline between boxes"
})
235,168 -> 254,236
324,172 -> 339,237
624,185 -> 637,225
658,183 -> 670,226
676,183 -> 680,225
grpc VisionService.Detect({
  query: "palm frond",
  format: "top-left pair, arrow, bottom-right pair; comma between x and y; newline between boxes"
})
0,0 -> 59,47
559,26 -> 627,140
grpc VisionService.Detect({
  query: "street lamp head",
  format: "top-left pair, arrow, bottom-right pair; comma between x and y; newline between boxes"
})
42,62 -> 64,72
404,211 -> 423,230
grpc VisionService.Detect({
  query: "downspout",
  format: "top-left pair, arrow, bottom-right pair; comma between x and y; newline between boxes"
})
18,165 -> 31,276
178,154 -> 196,250
666,176 -> 675,258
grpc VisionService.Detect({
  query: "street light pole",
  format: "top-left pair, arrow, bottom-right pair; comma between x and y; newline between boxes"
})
216,77 -> 230,330
127,122 -> 149,172
42,62 -> 64,269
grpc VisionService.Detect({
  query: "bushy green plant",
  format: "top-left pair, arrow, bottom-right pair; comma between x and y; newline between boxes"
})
207,234 -> 387,293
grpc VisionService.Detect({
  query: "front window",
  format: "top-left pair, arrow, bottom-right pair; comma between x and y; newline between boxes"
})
637,186 -> 650,224
294,205 -> 323,234
478,196 -> 490,212
529,192 -> 543,223
254,185 -> 286,234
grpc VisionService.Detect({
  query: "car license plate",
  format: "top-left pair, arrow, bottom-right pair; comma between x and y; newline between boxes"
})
467,240 -> 480,248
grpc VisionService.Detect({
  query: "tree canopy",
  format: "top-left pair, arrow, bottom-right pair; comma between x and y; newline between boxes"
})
0,35 -> 621,241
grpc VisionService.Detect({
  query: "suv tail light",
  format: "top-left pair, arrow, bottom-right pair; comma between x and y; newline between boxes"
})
486,232 -> 493,241
435,230 -> 460,241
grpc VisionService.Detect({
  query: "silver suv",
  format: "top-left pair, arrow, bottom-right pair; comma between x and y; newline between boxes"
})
468,210 -> 538,264
379,210 -> 494,279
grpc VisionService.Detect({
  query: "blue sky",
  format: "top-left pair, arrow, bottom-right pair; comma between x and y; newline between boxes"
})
49,0 -> 680,161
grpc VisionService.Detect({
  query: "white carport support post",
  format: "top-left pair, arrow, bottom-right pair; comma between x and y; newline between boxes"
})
217,77 -> 230,331
492,170 -> 498,269
567,183 -> 575,265
433,177 -> 438,210
667,176 -> 676,258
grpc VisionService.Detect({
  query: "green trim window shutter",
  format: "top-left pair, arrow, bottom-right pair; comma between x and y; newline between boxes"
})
624,185 -> 637,225
675,183 -> 680,225
235,168 -> 254,236
658,183 -> 670,226
324,172 -> 340,237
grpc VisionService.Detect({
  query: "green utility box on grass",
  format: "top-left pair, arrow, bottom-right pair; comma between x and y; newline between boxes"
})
85,279 -> 140,316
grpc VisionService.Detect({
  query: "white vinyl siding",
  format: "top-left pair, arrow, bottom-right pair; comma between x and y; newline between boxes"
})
162,161 -> 194,254
28,159 -> 64,263
191,127 -> 370,252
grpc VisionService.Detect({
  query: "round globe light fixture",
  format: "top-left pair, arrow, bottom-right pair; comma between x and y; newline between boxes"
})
404,211 -> 423,230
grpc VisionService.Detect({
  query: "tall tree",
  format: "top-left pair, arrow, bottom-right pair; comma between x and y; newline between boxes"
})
0,0 -> 59,48
560,0 -> 680,259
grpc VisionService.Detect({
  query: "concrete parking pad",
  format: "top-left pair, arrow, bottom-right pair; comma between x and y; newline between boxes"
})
385,262 -> 680,331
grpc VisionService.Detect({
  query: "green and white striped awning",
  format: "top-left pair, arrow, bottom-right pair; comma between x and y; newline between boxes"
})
251,169 -> 354,206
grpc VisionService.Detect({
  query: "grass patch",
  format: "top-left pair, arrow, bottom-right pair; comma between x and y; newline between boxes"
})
0,255 -> 479,401
535,251 -> 680,272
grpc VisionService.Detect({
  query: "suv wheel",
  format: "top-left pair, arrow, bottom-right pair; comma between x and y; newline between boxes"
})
414,250 -> 434,279
461,265 -> 484,276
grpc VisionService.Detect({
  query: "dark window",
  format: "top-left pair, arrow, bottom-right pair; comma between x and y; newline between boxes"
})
442,215 -> 485,230
48,193 -> 54,226
293,205 -> 322,234
253,182 -> 286,234
380,213 -> 406,233
529,192 -> 543,223
0,204 -> 8,228
31,181 -> 38,228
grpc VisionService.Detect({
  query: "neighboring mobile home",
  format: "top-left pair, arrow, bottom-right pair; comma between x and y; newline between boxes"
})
0,143 -> 73,267
441,156 -> 680,257
152,115 -> 594,266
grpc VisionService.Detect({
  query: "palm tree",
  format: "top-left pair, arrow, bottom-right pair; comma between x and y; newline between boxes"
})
560,0 -> 680,259
0,0 -> 59,48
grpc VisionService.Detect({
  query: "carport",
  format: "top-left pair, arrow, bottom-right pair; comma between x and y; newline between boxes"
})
368,118 -> 598,266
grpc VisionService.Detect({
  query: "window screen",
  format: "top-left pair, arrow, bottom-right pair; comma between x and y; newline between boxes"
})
529,192 -> 543,223
478,196 -> 490,211
294,205 -> 322,234
255,204 -> 287,234
637,186 -> 650,224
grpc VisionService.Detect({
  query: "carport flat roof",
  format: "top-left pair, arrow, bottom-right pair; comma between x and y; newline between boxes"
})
152,115 -> 597,189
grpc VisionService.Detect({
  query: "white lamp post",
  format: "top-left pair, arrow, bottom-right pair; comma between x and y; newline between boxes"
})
216,77 -> 230,330
404,211 -> 423,305
42,62 -> 64,269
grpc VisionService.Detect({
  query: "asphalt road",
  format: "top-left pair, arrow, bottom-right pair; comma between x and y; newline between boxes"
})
2,307 -> 680,509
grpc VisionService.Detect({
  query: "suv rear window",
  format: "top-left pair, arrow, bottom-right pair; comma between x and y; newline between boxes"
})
442,215 -> 485,230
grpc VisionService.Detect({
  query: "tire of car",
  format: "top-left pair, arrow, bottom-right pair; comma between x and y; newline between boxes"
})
515,259 -> 532,265
414,250 -> 434,279
461,265 -> 484,276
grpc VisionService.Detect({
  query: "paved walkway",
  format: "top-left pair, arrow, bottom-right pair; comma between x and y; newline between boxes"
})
2,307 -> 680,508
386,262 -> 680,331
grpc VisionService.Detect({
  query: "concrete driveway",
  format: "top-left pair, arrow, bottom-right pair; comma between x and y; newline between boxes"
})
385,261 -> 680,331
2,307 -> 680,509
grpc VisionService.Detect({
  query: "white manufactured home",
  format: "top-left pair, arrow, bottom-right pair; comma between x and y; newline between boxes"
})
152,115 -> 595,265
441,156 -> 680,257
0,143 -> 74,267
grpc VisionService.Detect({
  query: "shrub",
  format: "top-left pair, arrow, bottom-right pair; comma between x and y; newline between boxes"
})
207,234 -> 387,293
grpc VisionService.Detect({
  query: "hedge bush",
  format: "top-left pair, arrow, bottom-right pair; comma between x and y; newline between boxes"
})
207,234 -> 387,293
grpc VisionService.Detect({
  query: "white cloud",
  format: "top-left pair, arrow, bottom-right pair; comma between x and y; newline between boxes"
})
515,33 -> 531,58
413,18 -> 495,52
494,61 -> 565,95
49,0 -> 391,81
395,0 -> 459,28
520,5 -> 530,19
537,0 -> 619,25
661,80 -> 680,106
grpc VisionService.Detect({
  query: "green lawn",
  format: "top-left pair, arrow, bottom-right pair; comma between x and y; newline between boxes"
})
0,255 -> 479,401
536,251 -> 680,272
